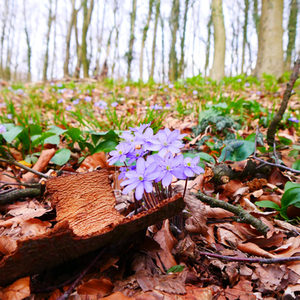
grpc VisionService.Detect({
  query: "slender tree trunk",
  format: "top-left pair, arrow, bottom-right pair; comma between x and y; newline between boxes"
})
285,0 -> 298,70
168,0 -> 180,82
127,0 -> 137,81
160,13 -> 165,82
241,0 -> 249,74
149,0 -> 160,81
252,0 -> 260,36
23,0 -> 31,81
111,0 -> 120,77
64,0 -> 77,78
0,0 -> 9,78
210,0 -> 226,81
139,0 -> 154,81
74,8 -> 81,78
81,0 -> 94,78
50,0 -> 58,79
254,0 -> 284,79
5,0 -> 15,81
178,0 -> 189,78
204,9 -> 212,77
43,0 -> 53,82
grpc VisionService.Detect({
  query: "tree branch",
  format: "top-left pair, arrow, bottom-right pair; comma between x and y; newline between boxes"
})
267,57 -> 300,146
198,251 -> 300,264
0,186 -> 41,204
195,191 -> 270,235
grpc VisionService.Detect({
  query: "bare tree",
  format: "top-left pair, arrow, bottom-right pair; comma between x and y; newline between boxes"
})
126,0 -> 137,81
241,0 -> 249,74
178,0 -> 189,78
210,0 -> 226,81
43,0 -> 53,81
160,13 -> 165,82
139,0 -> 154,81
204,8 -> 212,77
285,0 -> 298,70
149,0 -> 160,81
168,0 -> 180,81
254,0 -> 284,78
23,0 -> 31,81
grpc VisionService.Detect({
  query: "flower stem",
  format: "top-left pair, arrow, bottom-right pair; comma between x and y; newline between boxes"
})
183,178 -> 188,199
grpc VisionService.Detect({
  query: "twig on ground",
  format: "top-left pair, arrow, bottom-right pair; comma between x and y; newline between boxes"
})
198,251 -> 300,264
195,191 -> 270,235
0,186 -> 42,204
0,158 -> 49,178
57,249 -> 105,300
253,126 -> 300,174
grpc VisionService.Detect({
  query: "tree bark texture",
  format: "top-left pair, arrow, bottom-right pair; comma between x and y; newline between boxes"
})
168,0 -> 180,82
127,0 -> 137,81
241,0 -> 249,74
43,0 -> 53,81
210,0 -> 226,81
254,0 -> 284,79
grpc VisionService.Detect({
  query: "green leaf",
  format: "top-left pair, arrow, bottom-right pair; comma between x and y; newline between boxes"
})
48,125 -> 67,135
281,185 -> 300,209
292,160 -> 300,171
31,132 -> 56,147
2,125 -> 24,143
220,140 -> 255,162
255,200 -> 281,211
94,140 -> 118,153
66,128 -> 83,141
51,149 -> 71,166
183,152 -> 215,164
167,265 -> 185,274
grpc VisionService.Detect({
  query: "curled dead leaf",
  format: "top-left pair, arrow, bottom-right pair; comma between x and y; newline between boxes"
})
2,277 -> 30,300
77,277 -> 113,297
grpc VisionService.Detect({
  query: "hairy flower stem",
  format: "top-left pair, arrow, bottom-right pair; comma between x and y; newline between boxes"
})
154,182 -> 163,201
183,178 -> 188,199
143,192 -> 152,209
151,192 -> 159,205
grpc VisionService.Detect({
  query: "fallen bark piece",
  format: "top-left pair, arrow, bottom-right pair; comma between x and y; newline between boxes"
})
0,170 -> 184,286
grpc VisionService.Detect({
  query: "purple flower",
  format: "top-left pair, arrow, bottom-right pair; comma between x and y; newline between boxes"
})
7,114 -> 12,120
165,103 -> 171,109
245,82 -> 250,87
73,98 -> 80,105
169,84 -> 174,89
84,96 -> 92,102
154,128 -> 185,157
125,86 -> 130,93
121,157 -> 160,200
237,78 -> 242,83
57,98 -> 64,104
0,124 -> 6,134
66,105 -> 72,111
94,100 -> 107,109
183,157 -> 204,177
129,123 -> 151,135
127,148 -> 146,164
108,142 -> 133,165
111,102 -> 118,107
288,117 -> 299,123
155,153 -> 186,187
151,104 -> 162,110
135,127 -> 160,151
192,90 -> 198,95
119,165 -> 136,180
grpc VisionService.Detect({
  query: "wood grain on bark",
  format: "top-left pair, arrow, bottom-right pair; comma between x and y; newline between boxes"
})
0,170 -> 184,286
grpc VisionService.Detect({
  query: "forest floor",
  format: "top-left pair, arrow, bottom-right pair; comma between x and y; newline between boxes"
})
0,75 -> 299,299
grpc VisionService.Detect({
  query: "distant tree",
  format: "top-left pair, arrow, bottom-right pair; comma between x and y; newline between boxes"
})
126,0 -> 137,81
254,0 -> 284,79
241,0 -> 249,74
139,0 -> 154,81
43,0 -> 53,81
81,0 -> 94,78
285,0 -> 298,70
210,0 -> 225,81
178,0 -> 189,78
0,0 -> 9,79
149,0 -> 160,81
168,0 -> 180,81
111,0 -> 121,77
160,12 -> 165,82
204,7 -> 212,77
23,0 -> 31,81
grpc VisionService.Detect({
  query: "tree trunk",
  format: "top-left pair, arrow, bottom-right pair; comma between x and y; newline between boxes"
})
111,0 -> 120,77
74,8 -> 81,78
23,0 -> 31,82
160,13 -> 165,82
0,0 -> 9,78
63,0 -> 77,78
168,0 -> 180,82
252,0 -> 260,36
285,0 -> 298,70
204,9 -> 212,77
254,0 -> 284,79
127,0 -> 137,81
139,0 -> 154,81
81,0 -> 94,78
149,0 -> 160,81
178,0 -> 189,78
43,0 -> 53,82
210,0 -> 226,81
241,0 -> 249,74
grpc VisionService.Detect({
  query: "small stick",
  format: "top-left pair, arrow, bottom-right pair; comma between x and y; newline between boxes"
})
198,251 -> 300,264
183,178 -> 188,199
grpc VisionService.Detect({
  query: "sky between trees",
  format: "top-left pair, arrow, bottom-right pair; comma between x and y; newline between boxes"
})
0,0 -> 299,82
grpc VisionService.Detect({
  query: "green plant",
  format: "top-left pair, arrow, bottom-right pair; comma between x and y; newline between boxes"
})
256,182 -> 300,220
262,73 -> 279,93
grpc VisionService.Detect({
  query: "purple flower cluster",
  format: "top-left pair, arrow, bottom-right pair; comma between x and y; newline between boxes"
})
108,124 -> 204,200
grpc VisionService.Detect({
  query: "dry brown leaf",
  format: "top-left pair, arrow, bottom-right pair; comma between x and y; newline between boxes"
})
23,148 -> 56,182
220,180 -> 244,198
2,277 -> 30,300
183,285 -> 214,300
77,152 -> 109,172
224,278 -> 255,300
257,194 -> 281,206
77,277 -> 113,297
20,219 -> 51,237
237,242 -> 276,258
271,236 -> 300,257
153,219 -> 178,271
0,171 -> 17,185
217,227 -> 242,247
102,291 -> 134,300
0,236 -> 17,255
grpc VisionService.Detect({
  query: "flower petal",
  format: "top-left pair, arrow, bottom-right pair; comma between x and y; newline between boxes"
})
162,172 -> 173,187
135,182 -> 145,200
